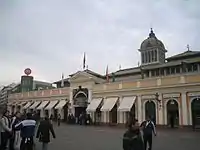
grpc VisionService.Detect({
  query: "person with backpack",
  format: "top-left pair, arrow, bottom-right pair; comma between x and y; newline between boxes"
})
15,113 -> 36,150
141,116 -> 157,150
123,120 -> 144,150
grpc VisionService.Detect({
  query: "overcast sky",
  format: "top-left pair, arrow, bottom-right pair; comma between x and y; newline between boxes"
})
0,0 -> 199,85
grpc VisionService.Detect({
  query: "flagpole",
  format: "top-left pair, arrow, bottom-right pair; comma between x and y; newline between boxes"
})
83,52 -> 86,70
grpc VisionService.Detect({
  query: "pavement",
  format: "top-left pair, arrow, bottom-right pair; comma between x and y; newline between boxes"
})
35,124 -> 200,150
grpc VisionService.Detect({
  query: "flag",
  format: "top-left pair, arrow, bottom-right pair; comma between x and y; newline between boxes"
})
61,73 -> 64,87
106,65 -> 109,82
83,52 -> 86,70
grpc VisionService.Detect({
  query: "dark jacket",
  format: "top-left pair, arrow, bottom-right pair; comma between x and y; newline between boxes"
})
123,128 -> 144,150
141,120 -> 156,136
36,119 -> 56,143
15,119 -> 36,138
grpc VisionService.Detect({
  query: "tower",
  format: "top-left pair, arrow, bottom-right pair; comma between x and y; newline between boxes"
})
138,28 -> 167,66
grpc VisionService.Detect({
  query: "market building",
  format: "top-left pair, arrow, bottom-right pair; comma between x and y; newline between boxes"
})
7,29 -> 200,128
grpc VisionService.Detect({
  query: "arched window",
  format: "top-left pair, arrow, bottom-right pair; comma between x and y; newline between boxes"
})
155,50 -> 158,61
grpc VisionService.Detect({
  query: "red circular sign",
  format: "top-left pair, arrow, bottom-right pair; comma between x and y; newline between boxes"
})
24,68 -> 32,76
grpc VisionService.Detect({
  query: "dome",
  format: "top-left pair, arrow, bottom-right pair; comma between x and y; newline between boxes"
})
140,29 -> 165,50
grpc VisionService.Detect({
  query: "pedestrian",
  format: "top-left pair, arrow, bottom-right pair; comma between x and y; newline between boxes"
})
15,113 -> 36,150
57,114 -> 61,126
10,111 -> 22,150
0,110 -> 12,150
50,114 -> 53,124
36,115 -> 56,150
123,121 -> 144,150
141,116 -> 156,150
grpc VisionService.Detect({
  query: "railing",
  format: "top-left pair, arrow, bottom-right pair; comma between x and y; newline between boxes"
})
8,87 -> 70,100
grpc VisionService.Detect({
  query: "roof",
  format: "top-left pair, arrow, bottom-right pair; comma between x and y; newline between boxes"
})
53,78 -> 70,84
70,69 -> 105,79
34,80 -> 52,85
166,50 -> 200,61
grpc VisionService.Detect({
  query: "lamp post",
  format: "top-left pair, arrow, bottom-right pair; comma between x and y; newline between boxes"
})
155,93 -> 162,108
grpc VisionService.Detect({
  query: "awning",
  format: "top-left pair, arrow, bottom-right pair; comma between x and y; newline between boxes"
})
37,101 -> 49,110
23,102 -> 33,109
45,101 -> 58,110
8,101 -> 16,106
55,100 -> 67,109
118,96 -> 136,111
29,101 -> 41,109
101,97 -> 118,112
86,98 -> 103,112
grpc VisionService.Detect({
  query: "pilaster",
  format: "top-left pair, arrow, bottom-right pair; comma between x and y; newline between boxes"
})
181,92 -> 188,125
137,95 -> 142,124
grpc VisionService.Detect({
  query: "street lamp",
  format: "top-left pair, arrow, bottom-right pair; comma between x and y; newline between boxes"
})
155,93 -> 162,107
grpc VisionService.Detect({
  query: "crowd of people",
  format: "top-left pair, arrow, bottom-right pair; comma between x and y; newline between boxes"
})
0,109 -> 56,150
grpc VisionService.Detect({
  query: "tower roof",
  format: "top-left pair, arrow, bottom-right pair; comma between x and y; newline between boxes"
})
140,28 -> 165,50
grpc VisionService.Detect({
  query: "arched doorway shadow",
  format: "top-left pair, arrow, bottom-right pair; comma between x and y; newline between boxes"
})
191,98 -> 200,128
167,99 -> 179,128
145,101 -> 156,124
74,92 -> 87,118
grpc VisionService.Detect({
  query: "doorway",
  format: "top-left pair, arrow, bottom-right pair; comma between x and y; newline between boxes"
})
109,104 -> 117,124
191,98 -> 200,128
167,99 -> 179,128
145,101 -> 156,124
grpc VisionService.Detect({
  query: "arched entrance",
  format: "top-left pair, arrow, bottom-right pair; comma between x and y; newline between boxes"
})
145,101 -> 156,124
166,99 -> 179,128
191,98 -> 200,128
74,92 -> 88,118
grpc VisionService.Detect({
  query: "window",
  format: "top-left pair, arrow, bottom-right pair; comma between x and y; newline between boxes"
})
160,69 -> 165,76
151,51 -> 153,62
187,64 -> 192,72
193,63 -> 198,72
155,69 -> 159,76
166,68 -> 170,75
151,70 -> 155,77
171,67 -> 175,74
175,67 -> 180,73
155,50 -> 157,61
142,53 -> 144,63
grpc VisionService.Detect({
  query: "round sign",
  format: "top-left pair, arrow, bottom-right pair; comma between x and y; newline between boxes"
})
24,68 -> 32,76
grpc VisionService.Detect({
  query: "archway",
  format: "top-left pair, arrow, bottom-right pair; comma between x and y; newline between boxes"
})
191,98 -> 200,128
166,99 -> 179,128
145,101 -> 156,124
74,92 -> 87,118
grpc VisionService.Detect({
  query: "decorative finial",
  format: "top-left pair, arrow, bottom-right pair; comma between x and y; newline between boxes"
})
187,44 -> 190,51
149,28 -> 155,38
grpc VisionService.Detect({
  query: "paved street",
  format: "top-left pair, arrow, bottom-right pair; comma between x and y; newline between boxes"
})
35,124 -> 200,150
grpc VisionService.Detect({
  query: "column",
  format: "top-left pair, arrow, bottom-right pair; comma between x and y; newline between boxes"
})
137,95 -> 142,124
69,88 -> 75,115
88,89 -> 92,103
181,92 -> 188,125
158,93 -> 163,125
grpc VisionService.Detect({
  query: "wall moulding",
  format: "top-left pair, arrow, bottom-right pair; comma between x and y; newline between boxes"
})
188,92 -> 200,97
162,93 -> 181,99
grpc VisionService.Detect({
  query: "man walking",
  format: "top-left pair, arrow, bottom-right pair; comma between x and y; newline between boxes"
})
141,116 -> 156,150
36,115 -> 56,150
15,113 -> 36,150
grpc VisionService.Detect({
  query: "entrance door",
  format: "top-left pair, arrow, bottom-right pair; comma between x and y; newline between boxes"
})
191,98 -> 200,127
145,101 -> 156,124
167,100 -> 179,127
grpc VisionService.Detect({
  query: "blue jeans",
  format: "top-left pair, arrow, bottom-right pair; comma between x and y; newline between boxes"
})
42,143 -> 48,150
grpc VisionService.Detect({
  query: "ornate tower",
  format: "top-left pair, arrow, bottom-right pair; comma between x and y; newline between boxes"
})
138,28 -> 167,66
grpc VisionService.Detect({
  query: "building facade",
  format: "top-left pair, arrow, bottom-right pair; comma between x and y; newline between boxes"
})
7,29 -> 200,127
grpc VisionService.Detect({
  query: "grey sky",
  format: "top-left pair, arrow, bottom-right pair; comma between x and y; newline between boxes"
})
0,0 -> 199,85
